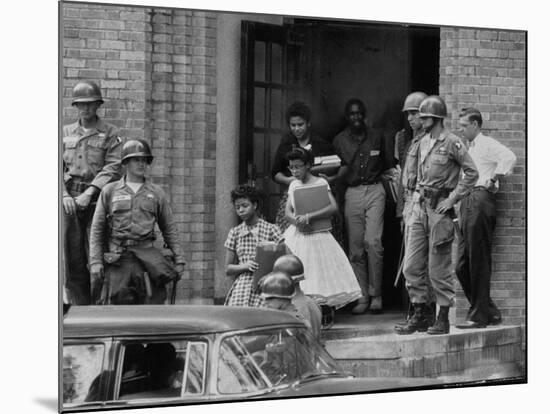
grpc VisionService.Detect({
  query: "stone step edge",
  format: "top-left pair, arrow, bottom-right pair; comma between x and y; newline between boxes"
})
325,326 -> 523,359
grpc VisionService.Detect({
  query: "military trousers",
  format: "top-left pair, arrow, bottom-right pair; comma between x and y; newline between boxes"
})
402,195 -> 435,305
102,251 -> 167,305
344,183 -> 385,298
403,198 -> 455,306
63,202 -> 95,305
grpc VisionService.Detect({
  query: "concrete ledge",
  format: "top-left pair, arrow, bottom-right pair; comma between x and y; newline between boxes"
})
323,318 -> 525,379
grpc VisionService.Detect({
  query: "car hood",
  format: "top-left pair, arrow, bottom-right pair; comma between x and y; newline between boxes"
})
268,375 -> 441,398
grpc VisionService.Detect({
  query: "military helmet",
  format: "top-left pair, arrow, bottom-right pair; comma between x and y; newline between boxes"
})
418,95 -> 447,119
260,271 -> 295,299
273,254 -> 305,283
71,80 -> 104,105
402,91 -> 428,112
121,139 -> 154,164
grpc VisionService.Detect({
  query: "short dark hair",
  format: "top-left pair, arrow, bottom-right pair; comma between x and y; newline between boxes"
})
285,101 -> 312,124
286,146 -> 314,165
459,107 -> 483,127
344,98 -> 367,116
230,184 -> 263,205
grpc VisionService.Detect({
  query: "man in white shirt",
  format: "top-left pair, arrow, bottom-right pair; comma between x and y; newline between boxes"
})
455,107 -> 517,328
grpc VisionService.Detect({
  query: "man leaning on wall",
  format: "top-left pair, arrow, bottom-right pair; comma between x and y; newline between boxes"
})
454,107 -> 517,328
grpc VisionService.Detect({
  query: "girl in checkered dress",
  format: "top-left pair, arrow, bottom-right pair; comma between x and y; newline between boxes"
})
224,185 -> 283,307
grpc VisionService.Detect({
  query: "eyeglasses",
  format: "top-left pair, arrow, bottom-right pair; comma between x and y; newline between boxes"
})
288,164 -> 306,171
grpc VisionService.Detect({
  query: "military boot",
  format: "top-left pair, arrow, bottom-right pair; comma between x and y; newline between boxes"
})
425,302 -> 437,326
394,302 -> 414,328
427,305 -> 450,335
395,303 -> 430,335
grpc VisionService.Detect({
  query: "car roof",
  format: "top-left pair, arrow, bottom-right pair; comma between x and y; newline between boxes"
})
63,305 -> 304,338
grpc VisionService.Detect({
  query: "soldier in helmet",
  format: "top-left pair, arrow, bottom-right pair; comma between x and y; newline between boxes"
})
272,254 -> 322,339
397,95 -> 478,335
259,272 -> 310,328
89,139 -> 185,305
63,80 -> 122,305
393,92 -> 436,330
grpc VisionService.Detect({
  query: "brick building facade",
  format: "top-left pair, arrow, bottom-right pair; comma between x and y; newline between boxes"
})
61,2 -> 526,324
440,28 -> 526,324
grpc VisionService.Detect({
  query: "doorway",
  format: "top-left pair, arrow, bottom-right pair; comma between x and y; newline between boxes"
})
240,19 -> 440,311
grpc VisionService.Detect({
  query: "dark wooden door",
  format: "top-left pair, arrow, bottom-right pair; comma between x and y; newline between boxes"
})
239,21 -> 305,221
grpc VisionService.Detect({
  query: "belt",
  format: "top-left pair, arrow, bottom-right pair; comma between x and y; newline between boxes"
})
66,179 -> 90,194
349,180 -> 379,187
109,239 -> 154,253
418,186 -> 451,200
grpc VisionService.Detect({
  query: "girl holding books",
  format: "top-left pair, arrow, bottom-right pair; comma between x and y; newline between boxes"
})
224,185 -> 283,307
283,147 -> 362,309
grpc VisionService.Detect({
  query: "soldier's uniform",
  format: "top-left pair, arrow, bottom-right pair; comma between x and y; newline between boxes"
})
63,111 -> 122,305
89,175 -> 185,305
403,129 -> 478,307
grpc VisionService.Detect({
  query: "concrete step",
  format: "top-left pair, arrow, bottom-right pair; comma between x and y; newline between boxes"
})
321,312 -> 525,380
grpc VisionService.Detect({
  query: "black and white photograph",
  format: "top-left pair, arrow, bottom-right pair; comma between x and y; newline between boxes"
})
5,0 -> 545,413
57,0 -> 530,411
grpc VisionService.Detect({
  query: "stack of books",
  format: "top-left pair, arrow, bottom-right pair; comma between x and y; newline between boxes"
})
293,183 -> 333,233
310,154 -> 341,176
253,241 -> 287,288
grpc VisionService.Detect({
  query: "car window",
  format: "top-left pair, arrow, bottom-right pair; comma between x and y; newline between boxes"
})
217,327 -> 342,393
63,344 -> 105,405
117,339 -> 207,401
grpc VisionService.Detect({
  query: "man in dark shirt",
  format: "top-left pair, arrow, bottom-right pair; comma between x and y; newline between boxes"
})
333,99 -> 394,314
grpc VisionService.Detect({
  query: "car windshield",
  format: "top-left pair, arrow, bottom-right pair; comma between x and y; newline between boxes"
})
217,327 -> 344,394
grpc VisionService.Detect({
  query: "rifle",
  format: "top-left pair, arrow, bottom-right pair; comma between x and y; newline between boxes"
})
393,235 -> 405,288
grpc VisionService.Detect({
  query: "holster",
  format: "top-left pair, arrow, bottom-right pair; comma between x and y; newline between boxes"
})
420,187 -> 451,210
104,252 -> 122,265
127,246 -> 178,286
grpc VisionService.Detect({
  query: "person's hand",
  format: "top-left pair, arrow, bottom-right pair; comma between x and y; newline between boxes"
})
295,215 -> 308,226
485,178 -> 497,193
90,264 -> 104,302
382,168 -> 398,181
244,260 -> 259,273
175,263 -> 185,281
435,198 -> 455,214
63,196 -> 77,215
74,192 -> 93,210
318,173 -> 335,184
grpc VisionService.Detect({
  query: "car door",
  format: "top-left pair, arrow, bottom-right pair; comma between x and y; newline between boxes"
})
62,339 -> 114,411
108,337 -> 211,408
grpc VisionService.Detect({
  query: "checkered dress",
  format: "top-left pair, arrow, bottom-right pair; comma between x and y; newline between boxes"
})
224,219 -> 283,307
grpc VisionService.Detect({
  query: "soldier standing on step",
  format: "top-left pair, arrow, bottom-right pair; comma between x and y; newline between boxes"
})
393,92 -> 436,330
397,95 -> 478,335
89,139 -> 185,305
63,80 -> 122,305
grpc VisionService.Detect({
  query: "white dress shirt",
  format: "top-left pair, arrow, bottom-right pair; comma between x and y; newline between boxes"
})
468,133 -> 517,189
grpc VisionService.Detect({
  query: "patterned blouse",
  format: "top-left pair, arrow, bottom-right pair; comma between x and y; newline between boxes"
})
224,218 -> 283,307
224,218 -> 283,269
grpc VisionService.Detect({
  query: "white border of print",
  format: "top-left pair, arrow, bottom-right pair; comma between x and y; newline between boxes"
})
3,1 -> 543,413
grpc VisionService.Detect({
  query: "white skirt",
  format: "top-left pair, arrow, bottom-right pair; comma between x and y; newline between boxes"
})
283,225 -> 362,309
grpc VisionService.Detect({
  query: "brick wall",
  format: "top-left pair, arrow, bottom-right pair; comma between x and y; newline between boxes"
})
440,28 -> 526,325
62,3 -> 217,303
